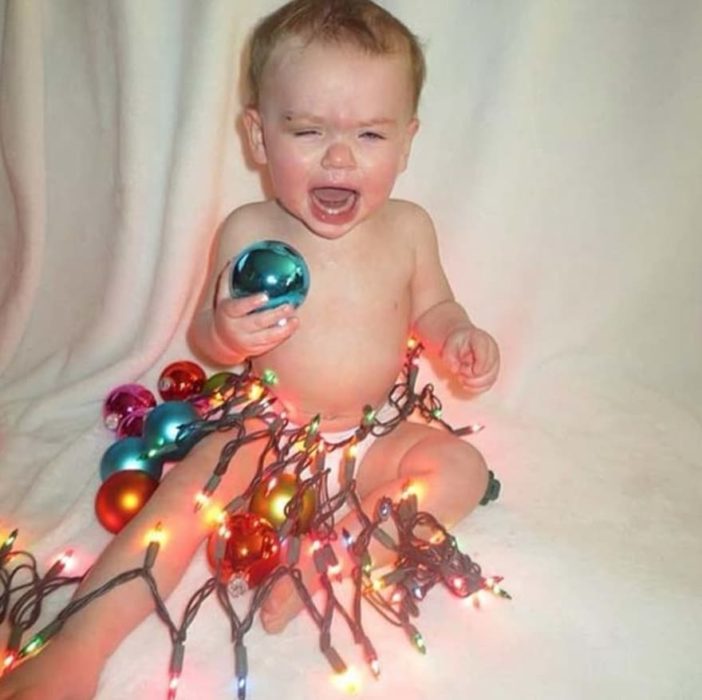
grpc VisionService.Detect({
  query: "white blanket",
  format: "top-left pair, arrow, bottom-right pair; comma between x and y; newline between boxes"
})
1,1 -> 700,698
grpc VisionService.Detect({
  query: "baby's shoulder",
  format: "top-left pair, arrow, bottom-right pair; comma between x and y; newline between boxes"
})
385,199 -> 437,242
220,201 -> 276,236
217,201 -> 279,251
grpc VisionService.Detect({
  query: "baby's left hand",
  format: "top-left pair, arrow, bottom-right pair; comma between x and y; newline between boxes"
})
442,325 -> 500,393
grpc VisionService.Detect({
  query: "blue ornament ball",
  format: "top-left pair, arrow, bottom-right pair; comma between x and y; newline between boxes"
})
230,240 -> 310,310
100,436 -> 164,482
143,401 -> 200,460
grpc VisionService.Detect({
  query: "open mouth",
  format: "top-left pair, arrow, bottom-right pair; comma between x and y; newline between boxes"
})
310,187 -> 359,221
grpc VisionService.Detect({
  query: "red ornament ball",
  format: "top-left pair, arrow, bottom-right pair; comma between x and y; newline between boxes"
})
103,384 -> 156,431
157,361 -> 206,401
95,470 -> 159,534
207,513 -> 281,588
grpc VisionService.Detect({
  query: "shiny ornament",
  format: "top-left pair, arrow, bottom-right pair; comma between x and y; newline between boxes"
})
202,371 -> 237,407
95,470 -> 159,534
99,436 -> 164,482
157,361 -> 206,402
103,384 -> 156,431
230,240 -> 310,310
207,513 -> 281,587
143,400 -> 199,460
116,408 -> 148,438
249,473 -> 316,533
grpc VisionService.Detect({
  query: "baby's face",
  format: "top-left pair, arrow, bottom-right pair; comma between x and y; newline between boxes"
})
246,38 -> 418,239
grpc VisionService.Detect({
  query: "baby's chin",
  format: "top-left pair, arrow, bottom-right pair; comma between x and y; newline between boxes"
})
281,202 -> 365,240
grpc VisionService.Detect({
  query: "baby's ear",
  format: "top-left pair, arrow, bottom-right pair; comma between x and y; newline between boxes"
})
399,117 -> 420,172
243,108 -> 267,165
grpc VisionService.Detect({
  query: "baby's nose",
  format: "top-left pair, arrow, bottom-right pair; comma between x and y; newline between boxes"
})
322,141 -> 356,170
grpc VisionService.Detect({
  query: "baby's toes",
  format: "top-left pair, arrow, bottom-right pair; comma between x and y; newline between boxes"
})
260,578 -> 298,634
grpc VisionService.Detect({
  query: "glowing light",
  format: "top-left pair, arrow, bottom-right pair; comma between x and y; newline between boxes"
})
146,523 -> 166,547
369,658 -> 381,678
2,530 -> 17,548
411,630 -> 427,654
391,590 -> 404,604
328,562 -> 342,578
346,443 -> 358,459
56,549 -> 74,572
407,337 -> 418,350
261,368 -> 278,386
309,540 -> 322,554
247,382 -> 264,401
3,653 -> 16,669
218,525 -> 232,539
401,480 -> 424,502
452,576 -> 466,592
332,666 -> 361,695
22,636 -> 43,656
195,492 -> 210,509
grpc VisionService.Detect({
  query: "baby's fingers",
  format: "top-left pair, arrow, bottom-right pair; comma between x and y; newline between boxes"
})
249,315 -> 299,352
472,335 -> 499,376
220,293 -> 270,318
245,303 -> 297,332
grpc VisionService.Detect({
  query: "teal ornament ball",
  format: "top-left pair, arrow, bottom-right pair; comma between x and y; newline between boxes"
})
99,437 -> 164,482
230,240 -> 310,310
143,401 -> 199,460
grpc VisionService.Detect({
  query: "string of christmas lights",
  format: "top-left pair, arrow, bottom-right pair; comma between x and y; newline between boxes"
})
1,340 -> 506,698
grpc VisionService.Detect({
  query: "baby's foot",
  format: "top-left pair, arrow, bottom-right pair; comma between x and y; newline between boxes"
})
260,573 -> 308,633
260,543 -> 334,634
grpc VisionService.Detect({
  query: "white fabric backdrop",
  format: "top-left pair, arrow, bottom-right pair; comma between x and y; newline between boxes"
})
1,1 -> 701,698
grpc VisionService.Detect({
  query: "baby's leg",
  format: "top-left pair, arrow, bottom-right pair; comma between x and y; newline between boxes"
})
260,421 -> 488,633
0,420 -> 267,700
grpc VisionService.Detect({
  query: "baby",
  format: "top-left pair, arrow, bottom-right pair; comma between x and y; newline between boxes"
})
0,1 -> 499,698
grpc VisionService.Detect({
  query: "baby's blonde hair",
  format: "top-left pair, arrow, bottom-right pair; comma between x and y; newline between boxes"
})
247,0 -> 426,113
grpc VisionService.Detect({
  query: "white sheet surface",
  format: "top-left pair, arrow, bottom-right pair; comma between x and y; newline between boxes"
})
1,1 -> 701,698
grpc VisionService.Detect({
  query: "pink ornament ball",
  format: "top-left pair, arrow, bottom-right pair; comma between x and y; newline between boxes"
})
103,384 -> 156,432
117,408 -> 149,438
157,360 -> 206,402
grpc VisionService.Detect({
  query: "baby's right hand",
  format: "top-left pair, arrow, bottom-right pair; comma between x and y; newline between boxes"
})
214,293 -> 299,359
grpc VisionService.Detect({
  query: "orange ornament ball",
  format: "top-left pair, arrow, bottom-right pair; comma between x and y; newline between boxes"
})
95,470 -> 159,534
249,473 -> 316,533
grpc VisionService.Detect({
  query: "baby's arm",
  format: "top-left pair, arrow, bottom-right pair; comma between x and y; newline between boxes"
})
189,207 -> 299,366
408,206 -> 499,392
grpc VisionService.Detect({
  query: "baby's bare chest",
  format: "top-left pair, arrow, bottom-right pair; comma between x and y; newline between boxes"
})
301,236 -> 412,331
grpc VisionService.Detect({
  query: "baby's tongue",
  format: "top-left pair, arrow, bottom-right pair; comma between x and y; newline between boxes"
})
313,187 -> 354,206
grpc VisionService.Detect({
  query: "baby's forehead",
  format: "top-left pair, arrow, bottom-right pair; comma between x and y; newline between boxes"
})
265,34 -> 409,76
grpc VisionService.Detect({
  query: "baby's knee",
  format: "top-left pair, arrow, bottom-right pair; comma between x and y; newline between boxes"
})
406,432 -> 488,491
449,439 -> 489,495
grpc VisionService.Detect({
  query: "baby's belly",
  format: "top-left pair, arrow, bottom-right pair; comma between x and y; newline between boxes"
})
252,323 -> 409,431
